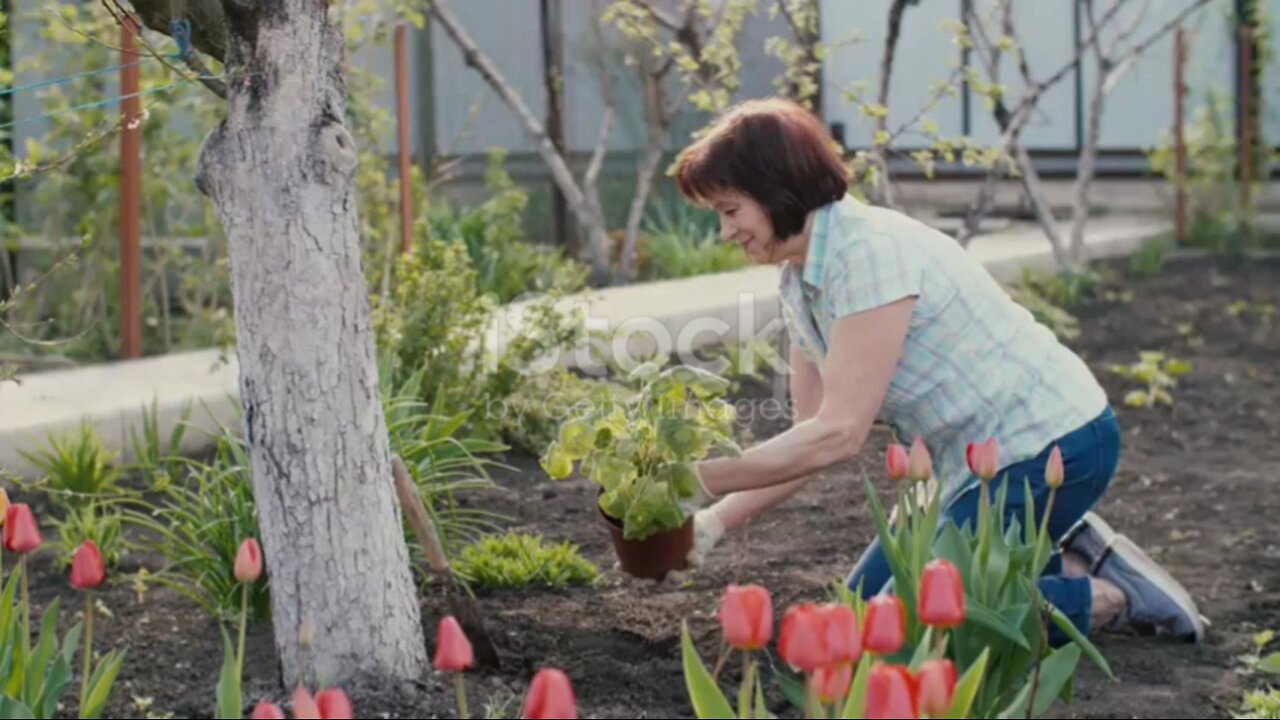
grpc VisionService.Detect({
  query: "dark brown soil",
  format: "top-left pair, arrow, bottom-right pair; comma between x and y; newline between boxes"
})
12,254 -> 1280,718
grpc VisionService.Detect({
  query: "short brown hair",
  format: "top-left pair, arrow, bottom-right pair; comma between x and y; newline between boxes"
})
674,98 -> 850,239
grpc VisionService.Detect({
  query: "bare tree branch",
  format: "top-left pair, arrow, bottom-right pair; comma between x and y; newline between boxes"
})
429,0 -> 613,279
118,0 -> 228,62
870,0 -> 913,209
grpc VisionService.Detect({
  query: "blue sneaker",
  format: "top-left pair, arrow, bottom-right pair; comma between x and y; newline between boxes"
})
1094,534 -> 1207,643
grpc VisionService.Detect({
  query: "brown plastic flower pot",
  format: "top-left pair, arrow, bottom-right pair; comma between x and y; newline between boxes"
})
598,501 -> 694,581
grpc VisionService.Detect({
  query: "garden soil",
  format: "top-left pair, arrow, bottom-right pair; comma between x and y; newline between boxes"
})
19,254 -> 1279,718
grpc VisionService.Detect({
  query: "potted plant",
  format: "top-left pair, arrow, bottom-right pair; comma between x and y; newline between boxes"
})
540,361 -> 741,579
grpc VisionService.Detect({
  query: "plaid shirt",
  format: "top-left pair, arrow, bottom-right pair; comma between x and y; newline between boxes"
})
780,196 -> 1108,507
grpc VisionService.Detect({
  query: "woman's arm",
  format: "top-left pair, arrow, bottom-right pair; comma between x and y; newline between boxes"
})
707,342 -> 825,531
695,296 -> 914,497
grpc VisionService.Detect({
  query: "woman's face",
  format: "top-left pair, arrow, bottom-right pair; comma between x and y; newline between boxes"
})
709,190 -> 782,265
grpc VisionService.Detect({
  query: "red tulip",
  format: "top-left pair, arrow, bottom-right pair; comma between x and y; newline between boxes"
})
235,538 -> 263,584
808,663 -> 854,705
521,668 -> 577,719
885,444 -> 909,482
778,603 -> 830,672
718,584 -> 773,650
292,687 -> 321,719
70,539 -> 105,590
434,616 -> 474,672
907,438 -> 932,481
4,503 -> 40,554
916,659 -> 957,717
250,702 -> 287,719
966,438 -> 999,481
315,688 -> 352,719
820,603 -> 862,665
863,596 -> 905,656
918,560 -> 965,629
1045,446 -> 1064,489
866,664 -> 917,719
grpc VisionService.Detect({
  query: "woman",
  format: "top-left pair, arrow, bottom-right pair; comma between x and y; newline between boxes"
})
676,98 -> 1204,644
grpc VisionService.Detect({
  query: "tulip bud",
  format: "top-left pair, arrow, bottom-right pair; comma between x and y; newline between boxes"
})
866,664 -> 917,719
718,584 -> 773,651
819,603 -> 862,665
907,438 -> 932,482
292,687 -> 321,719
70,539 -> 105,591
521,668 -> 578,719
4,503 -> 41,554
1045,446 -> 1064,489
235,538 -> 263,584
250,702 -> 287,719
778,603 -> 830,672
433,616 -> 474,672
918,560 -> 965,629
863,596 -> 906,656
966,438 -> 999,482
885,444 -> 909,482
315,688 -> 353,719
916,659 -> 957,717
808,663 -> 854,705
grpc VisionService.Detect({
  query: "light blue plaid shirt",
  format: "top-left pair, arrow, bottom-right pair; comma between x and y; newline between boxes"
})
780,196 -> 1109,508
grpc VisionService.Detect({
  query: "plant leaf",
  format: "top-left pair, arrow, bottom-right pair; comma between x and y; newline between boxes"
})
1257,652 -> 1280,675
997,644 -> 1082,718
1049,607 -> 1114,679
944,647 -> 990,719
840,654 -> 873,719
963,596 -> 1031,650
215,627 -> 241,720
680,622 -> 734,719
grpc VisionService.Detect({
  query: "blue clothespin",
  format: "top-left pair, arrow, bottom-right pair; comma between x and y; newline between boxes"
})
169,19 -> 193,60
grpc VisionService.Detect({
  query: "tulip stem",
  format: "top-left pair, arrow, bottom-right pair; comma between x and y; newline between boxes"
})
711,642 -> 731,681
236,583 -> 249,685
454,672 -> 469,719
20,555 -> 30,655
80,591 -> 94,714
737,652 -> 752,719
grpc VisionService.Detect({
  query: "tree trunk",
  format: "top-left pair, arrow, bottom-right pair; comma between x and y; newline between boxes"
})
1011,144 -> 1073,271
618,74 -> 672,282
870,0 -> 911,208
1070,65 -> 1108,266
194,0 -> 427,689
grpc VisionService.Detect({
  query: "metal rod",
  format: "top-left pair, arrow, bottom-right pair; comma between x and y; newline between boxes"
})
119,16 -> 142,359
1175,26 -> 1187,245
395,24 -> 413,256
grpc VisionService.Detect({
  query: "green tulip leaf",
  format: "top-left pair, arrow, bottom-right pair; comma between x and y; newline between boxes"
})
680,622 -> 735,719
998,644 -> 1082,718
943,648 -> 990,719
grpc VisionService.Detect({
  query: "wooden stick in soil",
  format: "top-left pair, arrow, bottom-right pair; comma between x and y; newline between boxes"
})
391,455 -> 501,669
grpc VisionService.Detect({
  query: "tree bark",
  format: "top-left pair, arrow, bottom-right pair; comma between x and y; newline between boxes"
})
192,0 -> 427,689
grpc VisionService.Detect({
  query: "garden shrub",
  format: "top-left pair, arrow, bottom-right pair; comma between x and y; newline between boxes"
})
635,199 -> 749,281
1238,689 -> 1280,719
453,532 -> 599,590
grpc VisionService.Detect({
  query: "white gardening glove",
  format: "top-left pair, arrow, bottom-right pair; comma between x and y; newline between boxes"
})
685,508 -> 726,568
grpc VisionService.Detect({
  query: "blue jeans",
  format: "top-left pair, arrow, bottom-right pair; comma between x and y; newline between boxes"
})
846,407 -> 1121,643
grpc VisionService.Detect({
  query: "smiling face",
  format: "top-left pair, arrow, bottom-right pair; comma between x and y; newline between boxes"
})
710,190 -> 784,265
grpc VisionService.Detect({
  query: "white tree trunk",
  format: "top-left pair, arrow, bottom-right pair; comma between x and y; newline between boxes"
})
194,0 -> 427,689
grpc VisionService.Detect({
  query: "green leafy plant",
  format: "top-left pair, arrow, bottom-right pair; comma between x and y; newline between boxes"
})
18,421 -> 123,508
540,362 -> 741,540
425,151 -> 588,303
53,501 -> 126,571
704,338 -> 785,391
1108,351 -> 1193,408
496,368 -> 633,458
1129,237 -> 1169,276
123,430 -> 268,623
635,201 -> 749,282
1237,689 -> 1280,720
0,564 -> 124,719
383,384 -> 509,554
453,532 -> 599,590
128,398 -> 193,493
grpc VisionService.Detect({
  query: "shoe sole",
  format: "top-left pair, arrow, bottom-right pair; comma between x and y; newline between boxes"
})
1108,535 -> 1207,643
